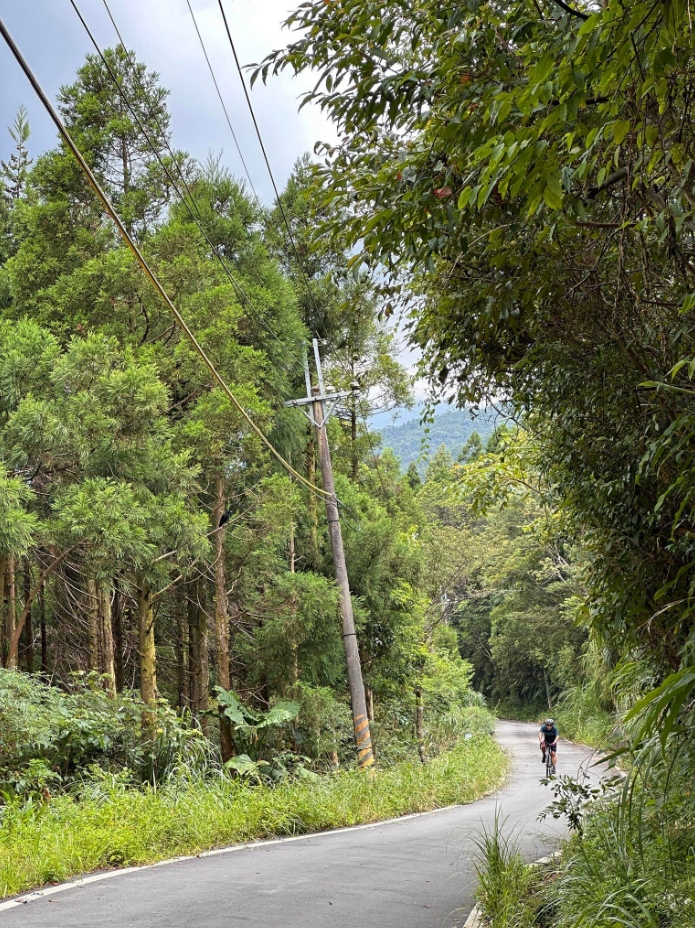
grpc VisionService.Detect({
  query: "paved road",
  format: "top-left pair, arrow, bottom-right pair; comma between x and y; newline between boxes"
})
0,721 -> 603,928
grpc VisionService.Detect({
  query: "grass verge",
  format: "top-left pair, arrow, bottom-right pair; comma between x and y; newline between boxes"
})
0,733 -> 506,899
474,757 -> 695,928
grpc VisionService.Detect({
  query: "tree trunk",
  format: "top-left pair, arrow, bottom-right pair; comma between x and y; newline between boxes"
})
99,584 -> 116,695
213,476 -> 234,762
177,600 -> 189,710
0,555 -> 6,666
365,686 -> 374,721
188,579 -> 209,734
543,666 -> 553,710
40,581 -> 48,676
86,577 -> 99,672
113,580 -> 124,692
138,585 -> 157,708
415,685 -> 427,765
22,560 -> 33,672
5,557 -> 17,670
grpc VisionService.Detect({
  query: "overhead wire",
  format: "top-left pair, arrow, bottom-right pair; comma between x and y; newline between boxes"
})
215,0 -> 327,334
69,0 -> 289,353
0,15 -> 328,499
180,0 -> 260,203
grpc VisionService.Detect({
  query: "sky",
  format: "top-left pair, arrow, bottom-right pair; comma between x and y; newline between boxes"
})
0,0 -> 336,199
0,0 -> 424,416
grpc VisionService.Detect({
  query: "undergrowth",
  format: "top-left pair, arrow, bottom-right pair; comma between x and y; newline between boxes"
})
474,742 -> 695,928
0,732 -> 506,899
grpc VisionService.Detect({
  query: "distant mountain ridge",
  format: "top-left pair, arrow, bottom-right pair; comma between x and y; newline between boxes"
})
378,407 -> 498,472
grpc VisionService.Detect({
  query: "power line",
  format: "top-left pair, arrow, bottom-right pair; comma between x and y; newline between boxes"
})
181,0 -> 260,202
0,15 -> 328,500
69,0 -> 288,353
215,0 -> 326,331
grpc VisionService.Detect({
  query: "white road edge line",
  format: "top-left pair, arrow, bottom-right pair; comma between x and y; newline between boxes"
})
0,801 -> 481,913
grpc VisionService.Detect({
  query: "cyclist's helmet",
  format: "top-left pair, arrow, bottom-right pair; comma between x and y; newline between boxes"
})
545,718 -> 554,725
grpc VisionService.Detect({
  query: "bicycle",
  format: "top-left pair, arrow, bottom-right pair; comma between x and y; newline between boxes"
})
543,742 -> 557,777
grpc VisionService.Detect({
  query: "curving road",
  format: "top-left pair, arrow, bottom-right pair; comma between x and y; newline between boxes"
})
0,722 -> 604,928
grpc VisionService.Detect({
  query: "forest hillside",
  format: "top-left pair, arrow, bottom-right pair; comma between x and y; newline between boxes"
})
378,407 -> 497,472
0,43 -> 509,896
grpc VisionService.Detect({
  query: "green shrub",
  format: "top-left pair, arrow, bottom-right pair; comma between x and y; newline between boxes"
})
490,740 -> 695,928
549,756 -> 695,928
0,670 -> 215,796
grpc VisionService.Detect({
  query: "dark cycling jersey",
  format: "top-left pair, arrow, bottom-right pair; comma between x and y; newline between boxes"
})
540,724 -> 558,744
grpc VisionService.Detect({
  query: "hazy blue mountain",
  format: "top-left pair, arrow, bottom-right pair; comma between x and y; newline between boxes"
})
378,407 -> 498,472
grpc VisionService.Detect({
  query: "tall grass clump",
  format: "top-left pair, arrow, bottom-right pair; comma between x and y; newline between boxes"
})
479,734 -> 695,928
473,816 -> 538,928
0,731 -> 507,899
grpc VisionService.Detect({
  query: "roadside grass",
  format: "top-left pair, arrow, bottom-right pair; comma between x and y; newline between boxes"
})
0,733 -> 507,899
474,757 -> 695,928
473,816 -> 539,928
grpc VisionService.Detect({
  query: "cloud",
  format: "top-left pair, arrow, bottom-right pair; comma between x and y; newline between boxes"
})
0,0 -> 337,201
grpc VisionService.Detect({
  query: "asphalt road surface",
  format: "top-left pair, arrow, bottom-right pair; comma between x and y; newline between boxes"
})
0,721 -> 604,928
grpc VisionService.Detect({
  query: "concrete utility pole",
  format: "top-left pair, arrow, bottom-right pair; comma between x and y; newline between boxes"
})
286,340 -> 375,770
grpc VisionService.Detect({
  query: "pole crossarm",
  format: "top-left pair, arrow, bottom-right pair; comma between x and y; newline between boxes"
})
285,391 -> 353,408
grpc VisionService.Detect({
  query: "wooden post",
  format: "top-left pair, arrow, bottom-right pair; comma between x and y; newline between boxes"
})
313,386 -> 374,770
306,429 -> 319,569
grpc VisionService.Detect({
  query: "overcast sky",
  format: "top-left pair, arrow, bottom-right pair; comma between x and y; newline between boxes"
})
0,0 -> 337,199
0,0 -> 424,417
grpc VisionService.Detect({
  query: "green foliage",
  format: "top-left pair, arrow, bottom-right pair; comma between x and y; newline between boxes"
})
214,687 -> 300,762
420,428 -> 588,708
264,0 -> 695,762
547,758 -> 695,928
0,670 -> 212,796
1,107 -> 32,202
0,39 -> 485,825
0,468 -> 36,559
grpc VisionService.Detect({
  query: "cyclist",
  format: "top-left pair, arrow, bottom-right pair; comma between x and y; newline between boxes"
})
539,718 -> 558,774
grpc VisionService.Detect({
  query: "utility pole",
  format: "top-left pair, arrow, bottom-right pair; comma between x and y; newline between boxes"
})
286,340 -> 375,770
